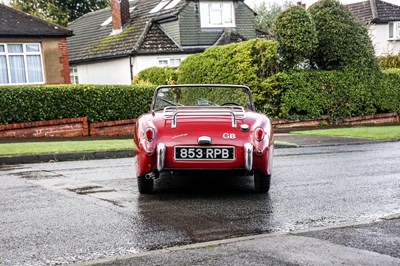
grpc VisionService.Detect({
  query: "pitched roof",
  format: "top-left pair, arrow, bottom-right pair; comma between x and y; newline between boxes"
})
0,3 -> 72,37
68,0 -> 188,63
347,0 -> 400,24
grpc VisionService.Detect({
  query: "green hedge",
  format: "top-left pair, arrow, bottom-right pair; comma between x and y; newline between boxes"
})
178,38 -> 279,89
258,70 -> 400,121
375,72 -> 400,114
1,72 -> 399,126
132,67 -> 178,85
0,84 -> 155,124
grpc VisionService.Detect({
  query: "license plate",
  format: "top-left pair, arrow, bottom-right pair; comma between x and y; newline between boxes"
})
174,146 -> 235,160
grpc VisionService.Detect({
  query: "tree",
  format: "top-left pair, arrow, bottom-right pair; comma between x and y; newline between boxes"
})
11,0 -> 109,26
254,1 -> 290,37
274,5 -> 317,69
308,0 -> 378,70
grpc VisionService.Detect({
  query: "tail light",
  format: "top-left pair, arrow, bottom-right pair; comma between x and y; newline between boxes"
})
145,127 -> 155,142
254,127 -> 265,142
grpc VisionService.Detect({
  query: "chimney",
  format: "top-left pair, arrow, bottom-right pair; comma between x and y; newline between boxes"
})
297,1 -> 306,9
111,0 -> 130,34
120,0 -> 130,26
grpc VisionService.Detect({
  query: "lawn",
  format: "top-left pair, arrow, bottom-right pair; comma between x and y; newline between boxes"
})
291,125 -> 400,140
0,139 -> 135,156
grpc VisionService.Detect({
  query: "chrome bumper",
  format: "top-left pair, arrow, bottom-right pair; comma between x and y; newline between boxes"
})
157,143 -> 166,172
244,143 -> 253,172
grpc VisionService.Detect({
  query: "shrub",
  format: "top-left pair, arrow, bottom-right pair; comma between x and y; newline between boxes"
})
178,38 -> 280,90
376,72 -> 400,114
132,67 -> 178,85
257,70 -> 400,121
0,84 -> 155,124
308,0 -> 378,71
378,53 -> 400,69
274,5 -> 317,69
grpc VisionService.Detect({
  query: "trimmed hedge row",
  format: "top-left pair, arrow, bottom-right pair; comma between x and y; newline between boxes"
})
258,70 -> 400,121
1,72 -> 399,125
0,84 -> 155,124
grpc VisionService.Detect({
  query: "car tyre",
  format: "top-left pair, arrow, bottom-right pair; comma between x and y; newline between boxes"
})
137,175 -> 153,194
254,171 -> 271,193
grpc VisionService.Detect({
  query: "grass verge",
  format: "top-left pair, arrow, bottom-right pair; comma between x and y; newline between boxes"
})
0,139 -> 134,156
291,125 -> 400,140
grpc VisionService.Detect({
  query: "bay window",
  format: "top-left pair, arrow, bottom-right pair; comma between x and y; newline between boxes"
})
0,43 -> 44,85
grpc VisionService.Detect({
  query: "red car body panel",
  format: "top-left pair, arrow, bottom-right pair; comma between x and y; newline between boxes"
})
133,85 -> 274,180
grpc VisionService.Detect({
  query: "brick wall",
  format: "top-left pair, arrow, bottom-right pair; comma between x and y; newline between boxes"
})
273,112 -> 400,128
90,118 -> 136,136
0,117 -> 88,138
58,37 -> 71,84
0,113 -> 398,138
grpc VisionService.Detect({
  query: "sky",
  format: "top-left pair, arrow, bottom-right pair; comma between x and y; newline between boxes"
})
244,0 -> 400,9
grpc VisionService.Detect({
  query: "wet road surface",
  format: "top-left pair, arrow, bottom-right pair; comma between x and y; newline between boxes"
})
0,142 -> 399,265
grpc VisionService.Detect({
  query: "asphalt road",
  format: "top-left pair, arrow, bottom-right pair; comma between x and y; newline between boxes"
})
0,142 -> 399,265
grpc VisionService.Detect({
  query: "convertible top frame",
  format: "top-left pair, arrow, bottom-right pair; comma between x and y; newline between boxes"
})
163,106 -> 246,128
151,84 -> 256,114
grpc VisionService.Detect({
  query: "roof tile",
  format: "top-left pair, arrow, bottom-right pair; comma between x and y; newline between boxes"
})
0,3 -> 72,37
347,0 -> 400,24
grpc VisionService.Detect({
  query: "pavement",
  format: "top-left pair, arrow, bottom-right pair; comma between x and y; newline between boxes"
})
74,215 -> 400,266
1,133 -> 399,265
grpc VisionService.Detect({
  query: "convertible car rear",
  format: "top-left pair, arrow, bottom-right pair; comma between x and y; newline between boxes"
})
133,85 -> 273,193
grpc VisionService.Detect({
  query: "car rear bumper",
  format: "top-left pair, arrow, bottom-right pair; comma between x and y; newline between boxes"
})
148,142 -> 272,176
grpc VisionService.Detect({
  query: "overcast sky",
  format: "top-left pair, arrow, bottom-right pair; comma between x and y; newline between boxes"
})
244,0 -> 400,8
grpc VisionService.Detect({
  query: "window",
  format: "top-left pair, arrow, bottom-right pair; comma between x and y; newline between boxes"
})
200,1 -> 235,28
70,66 -> 79,84
388,22 -> 400,40
0,43 -> 44,85
157,58 -> 182,67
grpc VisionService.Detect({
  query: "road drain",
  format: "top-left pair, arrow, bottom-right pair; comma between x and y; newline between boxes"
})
67,185 -> 116,195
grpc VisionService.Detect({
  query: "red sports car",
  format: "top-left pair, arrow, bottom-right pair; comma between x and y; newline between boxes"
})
133,85 -> 273,193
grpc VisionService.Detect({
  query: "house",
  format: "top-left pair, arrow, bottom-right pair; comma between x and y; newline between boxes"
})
67,0 -> 256,85
347,0 -> 400,56
0,4 -> 73,85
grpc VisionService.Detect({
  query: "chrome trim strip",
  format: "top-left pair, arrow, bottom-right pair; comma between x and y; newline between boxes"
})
198,136 -> 212,145
157,143 -> 166,172
268,144 -> 274,175
244,143 -> 253,172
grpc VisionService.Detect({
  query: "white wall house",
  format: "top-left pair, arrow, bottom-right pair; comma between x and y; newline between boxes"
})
72,54 -> 191,85
369,23 -> 400,55
67,0 -> 257,85
347,0 -> 400,56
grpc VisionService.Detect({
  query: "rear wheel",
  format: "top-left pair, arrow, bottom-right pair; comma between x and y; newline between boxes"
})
254,171 -> 271,193
137,175 -> 153,194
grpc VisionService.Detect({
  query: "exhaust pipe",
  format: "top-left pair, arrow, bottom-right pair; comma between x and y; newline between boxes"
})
145,171 -> 159,180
